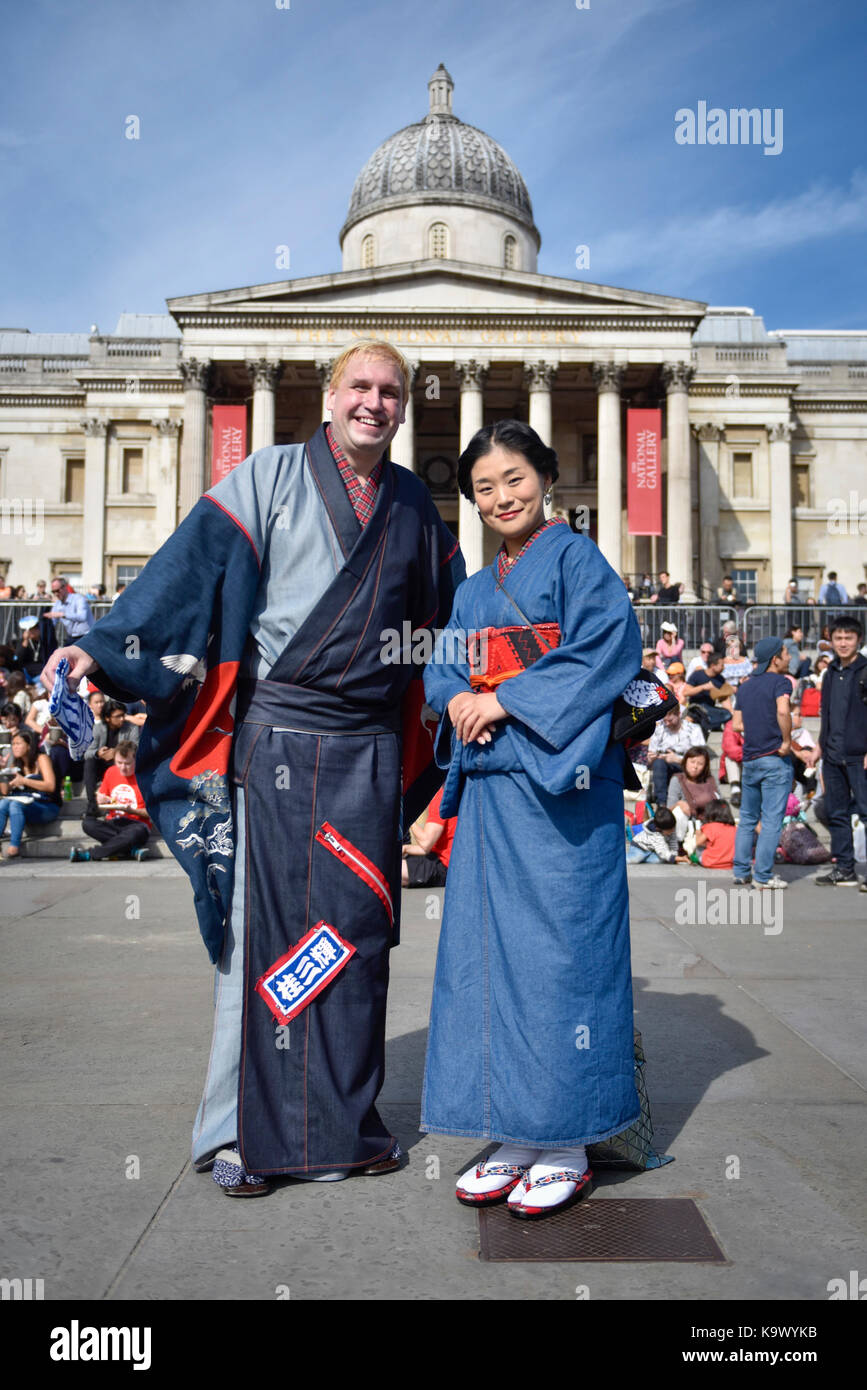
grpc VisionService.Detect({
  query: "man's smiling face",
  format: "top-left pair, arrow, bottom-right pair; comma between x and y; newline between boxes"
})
326,354 -> 405,465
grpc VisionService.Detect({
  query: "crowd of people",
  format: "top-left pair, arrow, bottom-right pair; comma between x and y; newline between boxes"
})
625,612 -> 867,888
0,602 -> 150,863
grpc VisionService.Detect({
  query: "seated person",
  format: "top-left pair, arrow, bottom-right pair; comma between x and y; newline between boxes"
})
789,704 -> 819,792
681,653 -> 734,730
626,805 -> 686,864
693,799 -> 737,870
12,614 -> 57,683
667,745 -> 720,844
83,700 -> 140,813
646,705 -> 705,805
0,701 -> 22,761
0,728 -> 60,860
72,741 -> 151,862
401,785 -> 456,888
685,643 -> 715,682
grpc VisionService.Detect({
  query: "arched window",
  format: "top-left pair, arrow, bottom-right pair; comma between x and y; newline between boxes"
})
503,234 -> 518,269
429,222 -> 449,259
361,234 -> 375,268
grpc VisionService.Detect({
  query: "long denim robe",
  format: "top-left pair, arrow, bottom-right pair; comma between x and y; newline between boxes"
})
421,523 -> 643,1146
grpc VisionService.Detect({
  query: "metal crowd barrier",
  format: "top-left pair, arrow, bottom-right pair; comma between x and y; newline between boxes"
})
631,605 -> 739,648
0,601 -> 113,648
743,605 -> 865,648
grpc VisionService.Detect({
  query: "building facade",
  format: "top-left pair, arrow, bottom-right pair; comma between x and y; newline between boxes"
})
2,65 -> 865,602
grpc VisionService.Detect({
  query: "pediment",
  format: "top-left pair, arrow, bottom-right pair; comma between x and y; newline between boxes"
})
168,260 -> 706,323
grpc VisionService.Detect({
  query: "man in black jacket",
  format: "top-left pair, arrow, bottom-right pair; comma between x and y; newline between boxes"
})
814,616 -> 867,886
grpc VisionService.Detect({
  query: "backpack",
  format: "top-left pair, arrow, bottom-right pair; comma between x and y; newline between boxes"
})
777,822 -> 831,865
824,583 -> 843,606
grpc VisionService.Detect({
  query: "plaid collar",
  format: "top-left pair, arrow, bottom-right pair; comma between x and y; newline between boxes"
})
326,423 -> 383,529
495,516 -> 568,583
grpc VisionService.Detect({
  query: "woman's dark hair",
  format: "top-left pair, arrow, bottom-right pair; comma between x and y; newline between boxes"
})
11,726 -> 39,771
457,419 -> 559,501
651,806 -> 676,832
1,702 -> 21,721
700,798 -> 735,826
681,745 -> 712,782
5,671 -> 26,695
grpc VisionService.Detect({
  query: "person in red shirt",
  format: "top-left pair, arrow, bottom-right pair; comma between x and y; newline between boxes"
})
401,785 -> 456,888
694,799 -> 737,870
71,740 -> 151,862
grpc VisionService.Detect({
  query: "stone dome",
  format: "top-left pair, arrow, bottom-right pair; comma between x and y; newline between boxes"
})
339,65 -> 540,247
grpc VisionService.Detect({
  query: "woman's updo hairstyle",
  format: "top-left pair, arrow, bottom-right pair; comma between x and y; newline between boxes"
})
457,419 -> 559,501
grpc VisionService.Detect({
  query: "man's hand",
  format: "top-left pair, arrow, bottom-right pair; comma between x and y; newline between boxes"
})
775,741 -> 792,756
448,690 -> 508,745
40,645 -> 96,692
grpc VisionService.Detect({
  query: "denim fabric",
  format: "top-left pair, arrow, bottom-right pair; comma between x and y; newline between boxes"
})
823,757 -> 867,876
626,844 -> 661,863
422,771 -> 640,1147
0,796 -> 60,847
191,787 -> 245,1168
733,755 -> 793,882
651,758 -> 679,804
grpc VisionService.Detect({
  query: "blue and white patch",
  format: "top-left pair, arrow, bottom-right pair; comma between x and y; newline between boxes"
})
255,921 -> 356,1024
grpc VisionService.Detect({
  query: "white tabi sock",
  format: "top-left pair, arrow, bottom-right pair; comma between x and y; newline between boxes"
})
457,1143 -> 541,1195
508,1145 -> 589,1207
293,1171 -> 349,1182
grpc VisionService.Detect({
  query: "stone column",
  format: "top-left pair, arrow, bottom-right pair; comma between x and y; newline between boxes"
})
525,361 -> 557,518
389,361 -> 419,472
662,362 -> 696,600
456,360 -> 488,576
81,417 -> 108,587
179,358 -> 212,519
248,359 -> 283,451
768,422 -> 794,601
591,363 -> 625,573
693,423 -> 724,600
316,359 -> 335,420
152,417 -> 182,543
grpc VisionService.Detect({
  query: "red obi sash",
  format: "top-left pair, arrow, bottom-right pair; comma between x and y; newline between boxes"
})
469,623 -> 561,691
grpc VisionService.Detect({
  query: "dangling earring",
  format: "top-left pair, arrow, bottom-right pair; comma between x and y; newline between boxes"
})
543,490 -> 552,505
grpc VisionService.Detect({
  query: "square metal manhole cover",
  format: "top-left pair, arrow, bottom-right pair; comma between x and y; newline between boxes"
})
479,1197 -> 726,1262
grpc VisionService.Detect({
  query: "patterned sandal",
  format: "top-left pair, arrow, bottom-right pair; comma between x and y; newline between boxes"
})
212,1145 -> 272,1197
456,1161 -> 530,1206
508,1167 -> 593,1219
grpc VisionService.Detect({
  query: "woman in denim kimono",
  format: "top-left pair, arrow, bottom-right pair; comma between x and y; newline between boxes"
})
422,421 -> 642,1219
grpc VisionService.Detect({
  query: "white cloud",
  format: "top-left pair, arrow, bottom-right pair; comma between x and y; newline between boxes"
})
599,170 -> 867,284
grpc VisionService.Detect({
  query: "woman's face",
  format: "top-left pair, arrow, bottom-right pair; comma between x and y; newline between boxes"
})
470,445 -> 549,549
1,711 -> 19,730
684,754 -> 705,779
89,692 -> 106,717
11,733 -> 29,761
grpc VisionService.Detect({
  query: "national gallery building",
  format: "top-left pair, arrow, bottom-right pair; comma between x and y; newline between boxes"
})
1,66 -> 865,603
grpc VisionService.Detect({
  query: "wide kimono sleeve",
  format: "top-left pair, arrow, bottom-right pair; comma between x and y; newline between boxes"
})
430,536 -> 643,806
74,463 -> 268,963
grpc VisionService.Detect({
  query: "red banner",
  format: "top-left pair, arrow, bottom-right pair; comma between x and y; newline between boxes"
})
627,408 -> 662,535
211,405 -> 248,486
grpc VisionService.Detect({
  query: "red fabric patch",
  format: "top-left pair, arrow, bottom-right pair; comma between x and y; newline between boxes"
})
169,660 -> 240,780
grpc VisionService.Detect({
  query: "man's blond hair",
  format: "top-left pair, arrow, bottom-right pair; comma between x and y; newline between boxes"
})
327,340 -> 410,403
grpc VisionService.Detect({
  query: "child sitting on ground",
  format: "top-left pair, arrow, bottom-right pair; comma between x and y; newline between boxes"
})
627,805 -> 688,864
693,799 -> 737,870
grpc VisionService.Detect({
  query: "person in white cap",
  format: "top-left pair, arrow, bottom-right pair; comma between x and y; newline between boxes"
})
656,621 -> 684,670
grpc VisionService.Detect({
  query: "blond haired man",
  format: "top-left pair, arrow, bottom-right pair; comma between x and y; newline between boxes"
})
43,340 -> 465,1196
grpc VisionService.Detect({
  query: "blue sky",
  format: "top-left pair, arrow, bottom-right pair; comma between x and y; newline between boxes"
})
1,0 -> 864,333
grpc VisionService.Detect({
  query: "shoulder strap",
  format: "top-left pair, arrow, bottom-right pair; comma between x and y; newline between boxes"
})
495,574 -> 557,652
